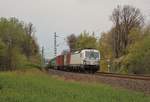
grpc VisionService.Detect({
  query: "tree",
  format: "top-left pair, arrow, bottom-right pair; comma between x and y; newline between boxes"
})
66,31 -> 98,52
67,34 -> 77,51
22,22 -> 38,58
0,39 -> 6,70
75,31 -> 97,50
122,34 -> 150,74
98,31 -> 113,72
0,17 -> 40,71
99,31 -> 113,59
110,5 -> 144,58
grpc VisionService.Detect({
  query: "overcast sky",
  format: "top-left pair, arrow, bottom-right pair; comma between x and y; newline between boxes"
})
0,0 -> 150,58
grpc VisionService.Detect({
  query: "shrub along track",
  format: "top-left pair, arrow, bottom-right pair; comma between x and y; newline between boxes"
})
48,69 -> 150,94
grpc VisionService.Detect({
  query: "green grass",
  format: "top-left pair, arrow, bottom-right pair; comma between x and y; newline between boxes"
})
0,69 -> 149,102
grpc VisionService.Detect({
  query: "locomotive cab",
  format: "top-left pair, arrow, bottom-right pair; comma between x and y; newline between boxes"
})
80,49 -> 100,73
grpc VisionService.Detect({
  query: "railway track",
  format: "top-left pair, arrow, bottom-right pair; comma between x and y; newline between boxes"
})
95,72 -> 150,81
48,69 -> 150,94
49,69 -> 150,81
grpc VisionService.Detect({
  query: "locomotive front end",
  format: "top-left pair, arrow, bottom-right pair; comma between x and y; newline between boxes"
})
81,49 -> 100,73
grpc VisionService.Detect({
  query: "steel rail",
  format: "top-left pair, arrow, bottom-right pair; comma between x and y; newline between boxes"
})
95,72 -> 150,81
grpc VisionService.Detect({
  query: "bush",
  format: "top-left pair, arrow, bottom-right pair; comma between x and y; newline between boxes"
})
0,17 -> 41,71
121,35 -> 150,74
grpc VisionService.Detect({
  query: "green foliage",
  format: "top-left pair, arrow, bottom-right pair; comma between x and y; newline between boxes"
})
66,31 -> 98,52
0,17 -> 40,70
0,39 -> 7,69
98,32 -> 113,59
100,60 -> 108,72
0,38 -> 6,55
75,31 -> 97,50
0,70 -> 149,102
121,35 -> 150,74
98,31 -> 113,72
128,27 -> 143,46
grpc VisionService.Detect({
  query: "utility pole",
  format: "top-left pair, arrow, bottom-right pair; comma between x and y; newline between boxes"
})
54,32 -> 57,57
41,46 -> 44,68
54,32 -> 64,57
42,46 -> 44,60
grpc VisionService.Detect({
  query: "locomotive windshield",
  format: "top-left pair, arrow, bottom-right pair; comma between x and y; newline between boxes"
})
85,51 -> 99,59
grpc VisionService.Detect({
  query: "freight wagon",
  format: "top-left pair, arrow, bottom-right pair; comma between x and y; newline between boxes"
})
49,49 -> 100,73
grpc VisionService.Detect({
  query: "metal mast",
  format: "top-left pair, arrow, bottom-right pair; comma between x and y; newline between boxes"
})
41,46 -> 44,68
54,32 -> 57,57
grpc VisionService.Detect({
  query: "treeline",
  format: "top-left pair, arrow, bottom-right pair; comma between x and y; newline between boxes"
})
0,17 -> 41,71
66,5 -> 150,74
67,31 -> 97,51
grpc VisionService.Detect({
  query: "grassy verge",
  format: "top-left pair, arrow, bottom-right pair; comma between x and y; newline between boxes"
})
0,69 -> 149,102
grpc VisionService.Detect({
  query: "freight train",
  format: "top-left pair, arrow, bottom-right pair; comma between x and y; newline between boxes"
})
49,49 -> 100,73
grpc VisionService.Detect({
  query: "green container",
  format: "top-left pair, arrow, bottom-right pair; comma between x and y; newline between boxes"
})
49,58 -> 56,67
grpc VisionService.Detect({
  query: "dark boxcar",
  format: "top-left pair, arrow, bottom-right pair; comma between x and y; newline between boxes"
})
56,55 -> 64,69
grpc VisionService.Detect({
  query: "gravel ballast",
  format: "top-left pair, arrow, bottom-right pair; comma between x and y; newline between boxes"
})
48,69 -> 150,94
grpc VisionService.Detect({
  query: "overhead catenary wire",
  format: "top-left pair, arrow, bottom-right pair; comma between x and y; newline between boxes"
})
53,32 -> 68,57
